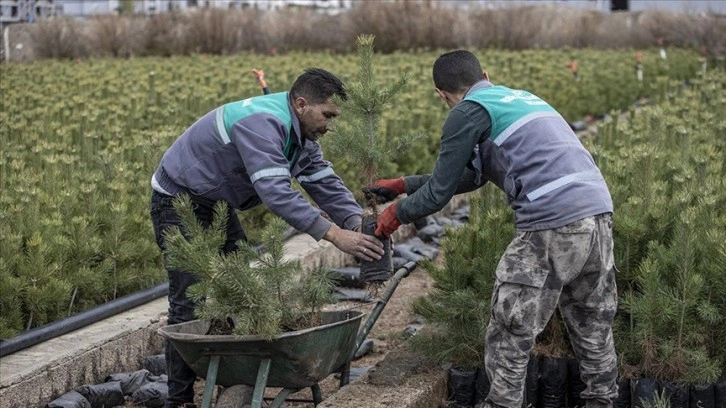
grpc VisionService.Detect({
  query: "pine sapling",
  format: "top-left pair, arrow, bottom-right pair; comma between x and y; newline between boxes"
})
327,34 -> 422,283
162,194 -> 336,339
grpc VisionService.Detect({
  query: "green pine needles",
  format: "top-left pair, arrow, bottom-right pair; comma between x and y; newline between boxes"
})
327,34 -> 422,201
162,195 -> 336,339
408,187 -> 515,368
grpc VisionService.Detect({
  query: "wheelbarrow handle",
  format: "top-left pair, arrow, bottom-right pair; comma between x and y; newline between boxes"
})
352,261 -> 417,358
401,261 -> 417,275
339,262 -> 417,386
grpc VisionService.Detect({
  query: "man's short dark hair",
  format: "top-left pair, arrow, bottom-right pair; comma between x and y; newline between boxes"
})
433,50 -> 484,93
290,68 -> 347,104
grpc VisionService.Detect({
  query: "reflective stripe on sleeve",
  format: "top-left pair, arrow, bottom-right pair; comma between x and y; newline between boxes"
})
526,171 -> 603,201
151,174 -> 173,195
296,167 -> 335,183
250,167 -> 291,183
215,107 -> 232,145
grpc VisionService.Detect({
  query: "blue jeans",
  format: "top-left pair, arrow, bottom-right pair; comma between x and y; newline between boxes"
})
150,190 -> 247,408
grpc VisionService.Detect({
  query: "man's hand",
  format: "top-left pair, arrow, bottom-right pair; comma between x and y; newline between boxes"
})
375,203 -> 402,238
324,224 -> 384,262
363,177 -> 405,204
252,68 -> 267,88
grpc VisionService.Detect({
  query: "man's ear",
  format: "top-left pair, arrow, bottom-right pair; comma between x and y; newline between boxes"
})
483,71 -> 490,81
435,88 -> 448,103
294,97 -> 308,115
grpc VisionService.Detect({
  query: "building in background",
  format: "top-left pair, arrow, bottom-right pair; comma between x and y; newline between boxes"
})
0,0 -> 353,22
1,0 -> 724,25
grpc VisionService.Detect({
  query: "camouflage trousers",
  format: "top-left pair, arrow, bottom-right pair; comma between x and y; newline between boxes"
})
484,213 -> 618,408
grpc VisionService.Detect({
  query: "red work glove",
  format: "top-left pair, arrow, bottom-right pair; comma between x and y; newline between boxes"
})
375,202 -> 402,238
363,177 -> 406,204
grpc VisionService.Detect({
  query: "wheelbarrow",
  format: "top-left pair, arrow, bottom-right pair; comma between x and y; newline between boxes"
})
158,261 -> 417,408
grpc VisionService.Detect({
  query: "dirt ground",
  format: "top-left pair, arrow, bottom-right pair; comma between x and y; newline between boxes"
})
189,258 -> 439,408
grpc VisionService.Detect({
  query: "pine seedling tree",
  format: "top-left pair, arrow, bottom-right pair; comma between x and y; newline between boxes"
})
0,269 -> 25,338
409,187 -> 514,368
18,233 -> 71,330
0,225 -> 25,337
162,194 -> 336,339
326,34 -> 423,283
327,34 -> 419,208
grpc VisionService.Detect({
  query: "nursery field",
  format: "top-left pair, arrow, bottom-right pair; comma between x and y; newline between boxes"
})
0,48 -> 705,340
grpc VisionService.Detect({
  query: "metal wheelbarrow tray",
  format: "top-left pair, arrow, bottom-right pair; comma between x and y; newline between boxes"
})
157,261 -> 416,408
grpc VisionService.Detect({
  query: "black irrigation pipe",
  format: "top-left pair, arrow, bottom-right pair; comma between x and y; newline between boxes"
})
0,282 -> 169,357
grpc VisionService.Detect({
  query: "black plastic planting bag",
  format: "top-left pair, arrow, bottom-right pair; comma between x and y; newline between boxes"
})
139,354 -> 167,376
353,339 -> 374,360
614,378 -> 632,408
448,366 -> 477,407
715,380 -> 726,408
360,214 -> 393,283
690,383 -> 716,408
566,358 -> 586,408
334,287 -> 374,302
392,256 -> 409,270
661,381 -> 689,408
46,390 -> 92,408
329,266 -> 365,289
105,369 -> 154,395
406,237 -> 440,259
474,367 -> 490,404
450,205 -> 471,222
151,374 -> 167,382
631,378 -> 659,407
393,243 -> 426,263
75,381 -> 125,408
416,223 -> 444,243
539,357 -> 567,408
131,380 -> 168,408
413,216 -> 434,230
523,356 -> 540,408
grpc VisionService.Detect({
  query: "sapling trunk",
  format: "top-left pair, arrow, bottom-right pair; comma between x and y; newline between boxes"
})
68,287 -> 78,315
26,311 -> 34,331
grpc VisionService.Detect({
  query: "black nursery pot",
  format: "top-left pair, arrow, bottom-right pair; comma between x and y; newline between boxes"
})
448,366 -> 477,407
360,213 -> 393,283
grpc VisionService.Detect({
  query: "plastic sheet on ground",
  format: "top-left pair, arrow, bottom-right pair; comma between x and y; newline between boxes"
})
46,390 -> 92,408
139,353 -> 167,376
74,381 -> 125,408
105,369 -> 154,395
130,379 -> 168,408
329,266 -> 365,289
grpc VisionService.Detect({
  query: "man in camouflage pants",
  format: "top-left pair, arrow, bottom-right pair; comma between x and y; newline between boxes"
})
365,50 -> 618,407
486,216 -> 618,407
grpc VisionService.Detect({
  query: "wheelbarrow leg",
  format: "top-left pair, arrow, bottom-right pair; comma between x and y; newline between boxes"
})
311,383 -> 323,405
268,388 -> 296,408
267,384 -> 320,407
339,360 -> 352,387
251,359 -> 271,408
201,356 -> 221,408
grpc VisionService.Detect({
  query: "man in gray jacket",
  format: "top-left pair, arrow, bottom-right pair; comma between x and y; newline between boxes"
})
366,51 -> 618,408
150,68 -> 384,408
